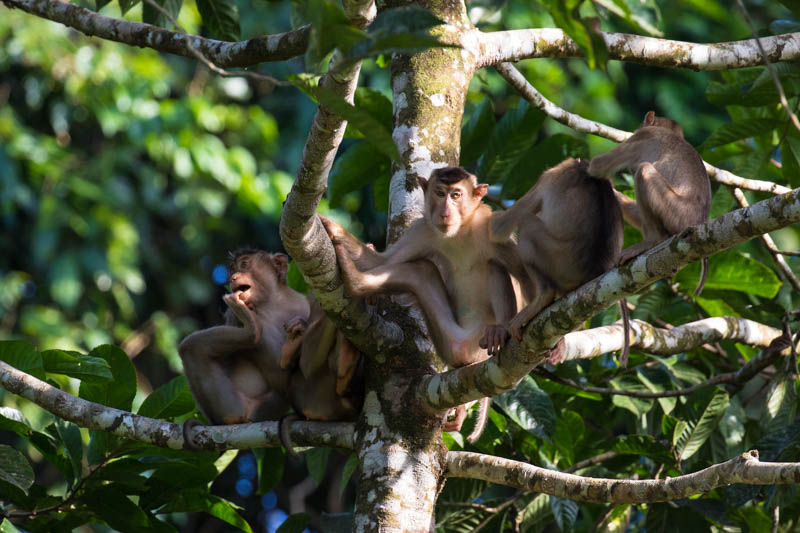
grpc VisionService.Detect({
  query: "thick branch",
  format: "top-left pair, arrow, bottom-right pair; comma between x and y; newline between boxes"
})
0,360 -> 353,450
446,450 -> 800,503
494,62 -> 792,195
416,188 -> 800,411
555,317 -> 781,363
477,29 -> 800,70
0,0 -> 309,67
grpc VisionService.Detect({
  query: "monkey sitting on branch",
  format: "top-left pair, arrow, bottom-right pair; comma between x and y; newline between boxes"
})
488,157 -> 629,363
178,249 -> 363,450
322,166 -> 529,443
588,111 -> 711,296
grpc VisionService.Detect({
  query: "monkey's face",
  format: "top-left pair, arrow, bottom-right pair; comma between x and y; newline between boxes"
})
425,178 -> 486,237
229,252 -> 282,308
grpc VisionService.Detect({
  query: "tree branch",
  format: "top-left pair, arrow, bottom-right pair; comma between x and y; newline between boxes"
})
0,0 -> 309,67
0,360 -> 354,450
494,62 -> 792,195
476,29 -> 800,71
416,188 -> 800,412
446,450 -> 800,503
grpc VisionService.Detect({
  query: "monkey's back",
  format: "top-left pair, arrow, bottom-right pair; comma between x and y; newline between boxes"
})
518,158 -> 623,290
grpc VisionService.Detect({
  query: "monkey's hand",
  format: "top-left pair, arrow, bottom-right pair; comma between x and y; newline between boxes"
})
319,215 -> 347,244
443,405 -> 467,432
479,325 -> 510,356
223,292 -> 261,344
280,317 -> 307,369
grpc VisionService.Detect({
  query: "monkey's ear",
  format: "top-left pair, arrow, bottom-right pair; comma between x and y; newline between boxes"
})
474,183 -> 488,199
418,176 -> 429,191
644,111 -> 656,126
272,253 -> 289,280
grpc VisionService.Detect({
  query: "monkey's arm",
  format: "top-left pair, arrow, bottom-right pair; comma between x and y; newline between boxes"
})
614,189 -> 643,229
178,324 -> 257,361
322,215 -> 433,268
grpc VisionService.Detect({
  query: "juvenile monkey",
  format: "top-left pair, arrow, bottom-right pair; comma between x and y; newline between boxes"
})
588,111 -> 711,296
178,250 -> 307,446
322,166 -> 526,442
488,158 -> 628,362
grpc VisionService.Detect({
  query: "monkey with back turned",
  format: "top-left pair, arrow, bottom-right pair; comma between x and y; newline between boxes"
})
588,111 -> 711,296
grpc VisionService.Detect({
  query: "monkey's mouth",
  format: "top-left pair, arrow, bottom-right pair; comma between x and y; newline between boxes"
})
231,283 -> 251,294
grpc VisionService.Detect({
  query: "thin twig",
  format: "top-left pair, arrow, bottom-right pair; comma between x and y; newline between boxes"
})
565,451 -> 619,473
494,61 -> 792,195
733,187 -> 800,292
735,0 -> 800,132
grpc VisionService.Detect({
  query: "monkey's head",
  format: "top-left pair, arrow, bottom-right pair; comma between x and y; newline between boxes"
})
418,167 -> 488,237
227,249 -> 289,307
642,111 -> 684,138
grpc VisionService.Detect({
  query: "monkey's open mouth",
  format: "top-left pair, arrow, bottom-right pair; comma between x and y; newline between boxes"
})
231,283 -> 251,293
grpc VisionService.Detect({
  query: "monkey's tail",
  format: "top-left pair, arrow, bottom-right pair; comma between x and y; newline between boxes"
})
279,414 -> 302,456
693,257 -> 708,297
466,397 -> 490,444
618,299 -> 631,367
182,418 -> 204,451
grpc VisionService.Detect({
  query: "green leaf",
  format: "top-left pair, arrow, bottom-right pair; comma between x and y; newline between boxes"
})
346,88 -> 393,140
612,434 -> 673,464
519,494 -> 552,530
320,512 -> 354,533
540,0 -> 608,69
698,118 -> 781,150
477,102 -> 544,185
305,447 -> 331,484
675,250 -> 782,298
460,98 -> 496,168
328,141 -> 391,208
55,420 -> 83,483
302,85 -> 400,162
340,452 -> 358,495
84,486 -> 151,531
782,130 -> 800,188
276,513 -> 311,533
119,0 -> 141,14
673,388 -> 729,461
501,134 -> 589,199
554,410 -> 584,465
137,376 -> 195,419
300,0 -> 367,66
550,496 -> 579,532
162,489 -> 253,533
494,375 -> 555,441
0,340 -> 45,380
142,0 -> 184,29
0,519 -> 23,533
79,344 -> 137,411
0,445 -> 34,494
195,0 -> 240,41
763,372 -> 798,434
41,349 -> 112,382
255,447 -> 285,493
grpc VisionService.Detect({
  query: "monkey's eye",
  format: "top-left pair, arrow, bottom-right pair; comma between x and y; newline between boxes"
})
451,191 -> 462,200
435,189 -> 446,198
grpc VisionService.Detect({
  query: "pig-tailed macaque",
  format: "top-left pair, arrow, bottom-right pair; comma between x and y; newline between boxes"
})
588,111 -> 711,296
179,250 -> 307,447
489,158 -> 629,363
322,166 -> 527,443
179,249 -> 363,450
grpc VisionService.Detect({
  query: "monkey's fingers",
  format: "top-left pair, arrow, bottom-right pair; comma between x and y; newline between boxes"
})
442,405 -> 467,432
319,215 -> 345,243
280,337 -> 303,369
283,316 -> 307,335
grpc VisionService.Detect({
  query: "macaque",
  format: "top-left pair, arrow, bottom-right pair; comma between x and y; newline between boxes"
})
489,158 -> 629,363
588,111 -> 711,296
178,250 -> 308,446
322,166 -> 527,442
179,249 -> 363,450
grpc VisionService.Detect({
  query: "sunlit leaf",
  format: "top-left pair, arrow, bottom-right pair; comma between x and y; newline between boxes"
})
494,375 -> 555,441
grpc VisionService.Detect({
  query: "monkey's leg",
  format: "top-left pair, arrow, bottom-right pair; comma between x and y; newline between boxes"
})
321,215 -> 386,269
508,268 -> 556,341
333,333 -> 361,396
634,162 -> 695,236
614,189 -> 643,230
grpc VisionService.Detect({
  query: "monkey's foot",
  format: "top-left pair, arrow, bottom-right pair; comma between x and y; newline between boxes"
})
443,405 -> 467,432
546,337 -> 567,365
479,325 -> 510,356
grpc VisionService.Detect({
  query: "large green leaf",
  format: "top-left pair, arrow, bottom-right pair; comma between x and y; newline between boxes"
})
84,486 -> 151,531
0,445 -> 34,494
54,420 -> 84,483
539,0 -> 608,69
698,118 -> 781,151
477,102 -> 544,185
675,250 -> 782,299
299,0 -> 368,66
460,98 -> 496,168
673,388 -> 729,461
137,376 -> 195,419
328,141 -> 391,208
305,447 -> 331,484
340,452 -> 358,495
79,344 -> 137,411
255,447 -> 285,493
196,0 -> 240,41
0,340 -> 45,380
550,496 -> 579,532
494,375 -> 555,441
0,519 -> 23,533
161,489 -> 252,533
345,88 -> 393,140
41,349 -> 112,383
